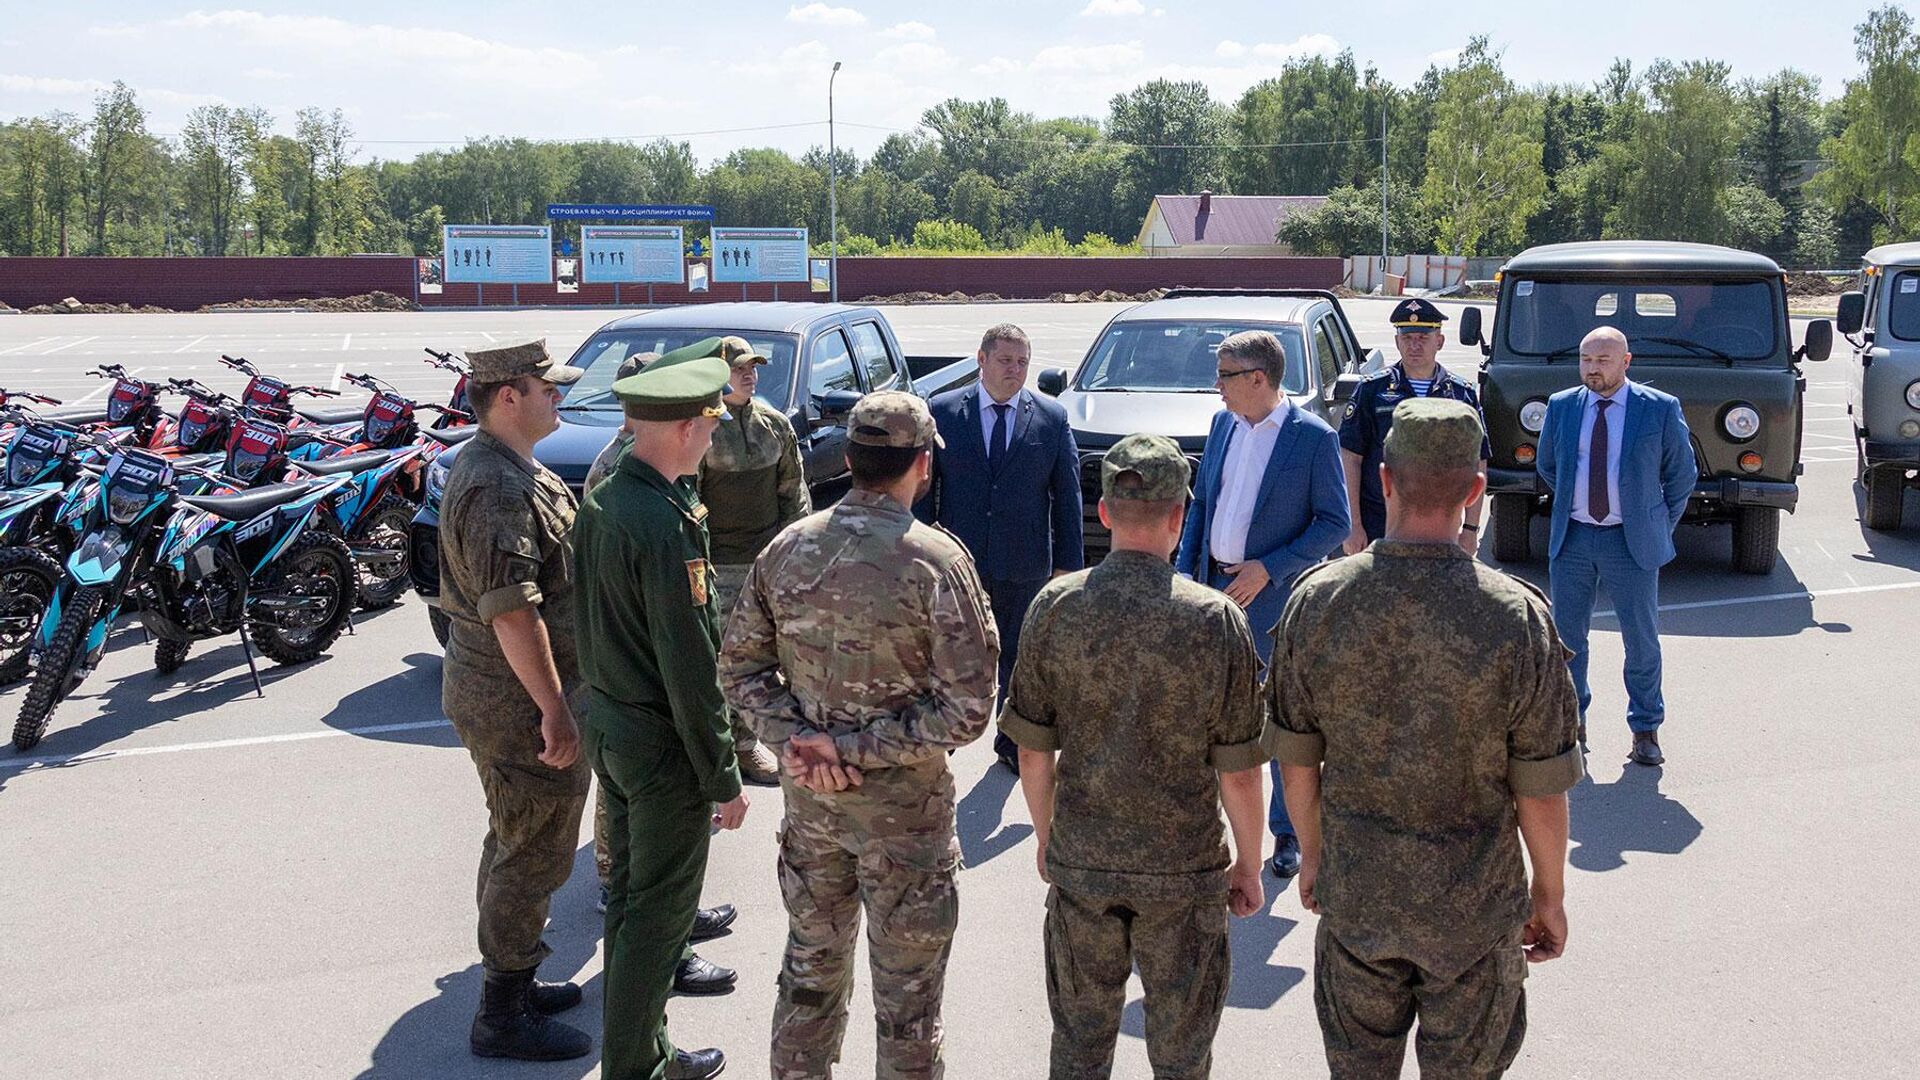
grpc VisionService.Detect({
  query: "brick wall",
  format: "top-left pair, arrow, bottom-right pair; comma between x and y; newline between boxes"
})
0,255 -> 1344,311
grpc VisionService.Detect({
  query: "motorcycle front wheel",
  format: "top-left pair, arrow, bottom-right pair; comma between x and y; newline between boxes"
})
247,532 -> 355,666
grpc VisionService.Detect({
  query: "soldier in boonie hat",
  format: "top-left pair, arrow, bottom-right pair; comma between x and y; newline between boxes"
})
1382,397 -> 1486,472
1100,433 -> 1191,502
465,338 -> 585,385
847,390 -> 944,449
716,335 -> 769,367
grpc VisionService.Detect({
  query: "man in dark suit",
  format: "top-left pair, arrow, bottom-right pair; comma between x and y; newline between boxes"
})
1537,326 -> 1695,767
917,323 -> 1085,773
1176,329 -> 1349,880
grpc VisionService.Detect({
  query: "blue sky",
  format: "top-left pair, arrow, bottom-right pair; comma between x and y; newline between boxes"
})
0,2 -> 1901,163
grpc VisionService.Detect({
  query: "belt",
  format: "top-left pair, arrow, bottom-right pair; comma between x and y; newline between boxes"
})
1570,519 -> 1623,530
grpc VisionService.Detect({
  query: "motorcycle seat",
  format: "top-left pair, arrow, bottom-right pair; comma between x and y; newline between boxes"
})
426,424 -> 479,446
299,449 -> 395,476
178,482 -> 314,521
296,405 -> 366,425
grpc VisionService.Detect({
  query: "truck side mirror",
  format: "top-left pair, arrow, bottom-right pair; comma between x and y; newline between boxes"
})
1836,291 -> 1866,336
815,389 -> 861,425
1329,372 -> 1364,405
1458,306 -> 1484,348
1037,367 -> 1068,396
1797,319 -> 1833,363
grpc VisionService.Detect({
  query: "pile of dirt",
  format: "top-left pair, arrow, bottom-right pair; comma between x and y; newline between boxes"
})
26,296 -> 172,314
1048,288 -> 1169,303
201,291 -> 418,313
1783,273 -> 1853,298
859,287 -> 1171,305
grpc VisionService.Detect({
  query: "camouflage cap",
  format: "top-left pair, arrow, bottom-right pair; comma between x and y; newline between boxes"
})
847,390 -> 943,449
1101,433 -> 1190,501
612,355 -> 732,421
465,339 -> 583,385
615,351 -> 661,382
716,335 -> 769,367
1383,397 -> 1484,470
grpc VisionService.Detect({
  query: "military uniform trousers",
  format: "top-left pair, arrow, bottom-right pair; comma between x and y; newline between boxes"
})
1313,921 -> 1527,1080
1043,886 -> 1229,1080
590,725 -> 714,1080
772,801 -> 960,1080
450,705 -> 590,975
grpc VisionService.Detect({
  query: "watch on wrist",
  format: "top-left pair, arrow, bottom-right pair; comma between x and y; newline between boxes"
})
1461,523 -> 1479,533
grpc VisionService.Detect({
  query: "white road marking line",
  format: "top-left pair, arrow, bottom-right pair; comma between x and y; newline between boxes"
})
341,334 -> 352,351
0,336 -> 61,357
331,363 -> 345,391
1813,540 -> 1835,561
172,334 -> 209,355
479,331 -> 498,343
42,335 -> 98,354
0,719 -> 452,773
1594,579 -> 1920,619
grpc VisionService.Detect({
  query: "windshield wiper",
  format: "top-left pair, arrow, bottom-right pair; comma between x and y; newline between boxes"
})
1541,345 -> 1580,362
1639,336 -> 1734,364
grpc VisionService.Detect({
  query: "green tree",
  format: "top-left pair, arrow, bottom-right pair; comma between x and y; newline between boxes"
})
1608,60 -> 1742,243
1228,52 -> 1371,195
180,104 -> 268,255
946,170 -> 1006,241
1816,5 -> 1920,242
83,81 -> 149,254
910,218 -> 986,251
1276,178 -> 1434,256
1108,80 -> 1228,203
1421,39 -> 1546,255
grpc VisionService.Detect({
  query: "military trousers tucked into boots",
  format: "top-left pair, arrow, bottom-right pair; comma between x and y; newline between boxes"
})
452,708 -> 590,975
770,805 -> 960,1080
592,727 -> 713,1080
1043,885 -> 1229,1080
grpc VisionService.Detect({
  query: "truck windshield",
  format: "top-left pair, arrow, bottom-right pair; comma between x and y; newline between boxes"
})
1076,321 -> 1310,395
1500,279 -> 1779,362
559,330 -> 799,410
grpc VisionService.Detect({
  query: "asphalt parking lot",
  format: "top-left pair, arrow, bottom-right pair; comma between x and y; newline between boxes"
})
0,299 -> 1915,1078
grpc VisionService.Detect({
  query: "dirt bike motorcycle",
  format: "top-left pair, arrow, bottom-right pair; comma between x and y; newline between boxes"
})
11,449 -> 356,751
420,348 -> 474,430
91,364 -> 176,449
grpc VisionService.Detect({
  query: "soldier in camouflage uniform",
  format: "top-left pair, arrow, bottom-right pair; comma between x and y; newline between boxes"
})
1000,433 -> 1269,1080
437,339 -> 593,1062
720,390 -> 1000,1080
1269,399 -> 1584,1080
586,335 -> 807,786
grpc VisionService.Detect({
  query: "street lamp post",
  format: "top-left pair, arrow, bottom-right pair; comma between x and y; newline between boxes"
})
829,60 -> 842,303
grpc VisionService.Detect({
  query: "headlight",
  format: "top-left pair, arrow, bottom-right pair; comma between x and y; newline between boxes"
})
8,450 -> 43,486
106,483 -> 151,525
1906,380 -> 1920,410
1518,399 -> 1548,434
425,458 -> 450,508
1722,405 -> 1760,441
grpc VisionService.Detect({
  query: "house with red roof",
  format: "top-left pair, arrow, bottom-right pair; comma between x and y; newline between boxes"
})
1136,191 -> 1329,256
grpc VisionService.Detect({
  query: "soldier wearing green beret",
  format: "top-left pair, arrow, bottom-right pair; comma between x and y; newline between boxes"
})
585,336 -> 809,788
436,339 -> 594,1062
721,390 -> 999,1080
1000,433 -> 1270,1079
1270,398 -> 1582,1079
575,355 -> 747,1080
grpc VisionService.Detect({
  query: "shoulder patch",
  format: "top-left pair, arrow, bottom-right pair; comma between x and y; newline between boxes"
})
1342,400 -> 1357,420
686,559 -> 711,606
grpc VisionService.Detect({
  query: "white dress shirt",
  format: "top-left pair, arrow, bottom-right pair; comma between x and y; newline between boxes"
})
1209,401 -> 1290,565
978,384 -> 1025,458
1570,382 -> 1628,527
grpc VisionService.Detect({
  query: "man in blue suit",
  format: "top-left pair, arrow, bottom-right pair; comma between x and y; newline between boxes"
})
1175,329 -> 1349,879
1537,326 -> 1695,767
917,323 -> 1085,774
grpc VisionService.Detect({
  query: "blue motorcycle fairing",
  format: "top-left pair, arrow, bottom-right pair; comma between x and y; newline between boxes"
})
67,526 -> 131,587
250,476 -> 349,575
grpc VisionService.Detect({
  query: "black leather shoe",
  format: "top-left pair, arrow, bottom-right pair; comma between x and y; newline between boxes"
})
1267,834 -> 1301,879
665,1046 -> 726,1079
689,903 -> 738,944
673,954 -> 737,996
1630,731 -> 1665,766
527,978 -> 582,1015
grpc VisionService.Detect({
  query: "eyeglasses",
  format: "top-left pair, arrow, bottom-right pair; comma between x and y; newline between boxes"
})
1216,368 -> 1262,380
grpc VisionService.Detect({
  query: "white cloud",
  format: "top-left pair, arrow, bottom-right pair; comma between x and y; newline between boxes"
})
1080,0 -> 1146,15
881,21 -> 936,41
875,42 -> 956,71
971,57 -> 1023,76
1427,46 -> 1464,65
0,74 -> 109,97
1033,40 -> 1144,73
244,67 -> 293,81
1152,7 -> 1165,15
1249,34 -> 1341,61
786,3 -> 867,27
1215,40 -> 1247,59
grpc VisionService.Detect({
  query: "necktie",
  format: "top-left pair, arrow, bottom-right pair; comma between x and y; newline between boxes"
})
1589,398 -> 1611,522
989,402 -> 1010,472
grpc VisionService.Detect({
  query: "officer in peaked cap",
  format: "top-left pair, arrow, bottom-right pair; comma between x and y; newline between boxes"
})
1338,297 -> 1490,555
574,353 -> 743,1080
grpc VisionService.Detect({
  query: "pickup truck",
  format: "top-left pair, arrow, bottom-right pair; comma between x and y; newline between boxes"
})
1034,288 -> 1385,555
409,302 -> 978,643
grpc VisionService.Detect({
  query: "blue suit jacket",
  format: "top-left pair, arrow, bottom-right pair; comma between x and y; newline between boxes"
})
1537,381 -> 1696,571
914,386 -> 1084,580
1175,406 -> 1350,651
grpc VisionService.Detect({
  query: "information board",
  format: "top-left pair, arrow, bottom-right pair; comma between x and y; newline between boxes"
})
581,225 -> 686,285
711,227 -> 809,283
442,225 -> 553,284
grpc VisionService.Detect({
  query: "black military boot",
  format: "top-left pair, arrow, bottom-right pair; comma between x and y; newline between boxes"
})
527,975 -> 583,1015
471,967 -> 593,1061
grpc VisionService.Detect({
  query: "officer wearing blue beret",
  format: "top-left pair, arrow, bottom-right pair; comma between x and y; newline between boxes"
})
1338,297 -> 1491,555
